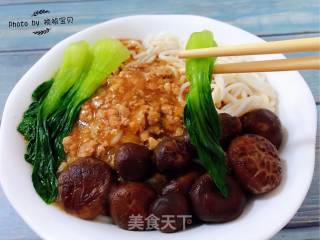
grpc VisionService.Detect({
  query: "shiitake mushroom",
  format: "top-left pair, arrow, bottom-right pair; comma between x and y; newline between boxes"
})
161,170 -> 202,195
190,174 -> 246,223
153,137 -> 191,174
145,173 -> 168,194
109,182 -> 156,230
219,113 -> 242,149
149,192 -> 190,233
240,109 -> 282,149
114,143 -> 154,181
228,134 -> 282,194
58,157 -> 113,220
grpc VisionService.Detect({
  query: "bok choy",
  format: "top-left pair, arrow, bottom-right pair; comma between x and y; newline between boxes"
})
184,30 -> 228,196
18,39 -> 130,203
49,39 -> 131,163
18,41 -> 91,165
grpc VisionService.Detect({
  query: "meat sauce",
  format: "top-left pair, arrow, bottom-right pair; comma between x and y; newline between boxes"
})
62,40 -> 187,169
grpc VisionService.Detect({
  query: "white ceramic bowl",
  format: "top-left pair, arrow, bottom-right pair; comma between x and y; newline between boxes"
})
0,15 -> 317,240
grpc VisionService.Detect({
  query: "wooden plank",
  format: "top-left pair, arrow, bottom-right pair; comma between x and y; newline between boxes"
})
273,226 -> 320,240
0,0 -> 319,51
0,50 -> 46,118
0,0 -> 99,5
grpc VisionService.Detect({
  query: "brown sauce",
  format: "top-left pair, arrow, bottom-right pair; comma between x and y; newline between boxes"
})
62,40 -> 187,168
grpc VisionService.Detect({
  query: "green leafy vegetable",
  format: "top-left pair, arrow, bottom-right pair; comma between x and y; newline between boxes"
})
49,39 -> 131,163
18,80 -> 53,142
18,80 -> 53,164
19,41 -> 91,168
42,41 -> 92,118
18,41 -> 92,203
18,39 -> 130,203
32,116 -> 57,202
184,30 -> 228,196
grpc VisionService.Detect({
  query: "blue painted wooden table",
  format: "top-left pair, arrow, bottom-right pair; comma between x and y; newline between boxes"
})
0,0 -> 319,239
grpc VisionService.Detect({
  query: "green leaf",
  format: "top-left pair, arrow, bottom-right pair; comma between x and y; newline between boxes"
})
42,41 -> 92,118
184,30 -> 228,196
18,39 -> 129,203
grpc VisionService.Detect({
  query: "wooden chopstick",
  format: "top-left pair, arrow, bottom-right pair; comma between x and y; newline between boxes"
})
214,56 -> 320,74
179,37 -> 320,58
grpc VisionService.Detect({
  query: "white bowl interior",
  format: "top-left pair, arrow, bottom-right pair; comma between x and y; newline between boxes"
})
0,15 -> 317,240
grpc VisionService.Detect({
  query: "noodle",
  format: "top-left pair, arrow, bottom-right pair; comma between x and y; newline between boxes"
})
178,81 -> 190,103
133,34 -> 278,117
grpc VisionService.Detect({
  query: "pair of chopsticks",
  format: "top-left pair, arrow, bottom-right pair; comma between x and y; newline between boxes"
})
178,37 -> 320,74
